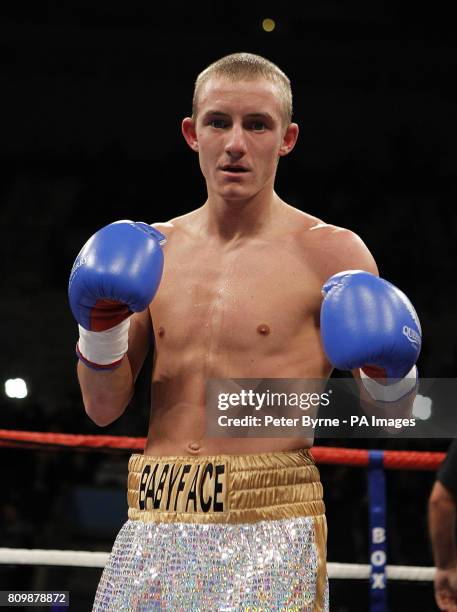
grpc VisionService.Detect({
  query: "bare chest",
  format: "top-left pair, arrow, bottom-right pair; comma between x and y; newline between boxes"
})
150,240 -> 322,351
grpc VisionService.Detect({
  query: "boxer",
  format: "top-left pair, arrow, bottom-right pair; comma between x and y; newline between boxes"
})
69,53 -> 421,611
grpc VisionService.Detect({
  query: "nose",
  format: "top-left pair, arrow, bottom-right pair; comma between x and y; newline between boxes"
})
224,124 -> 247,158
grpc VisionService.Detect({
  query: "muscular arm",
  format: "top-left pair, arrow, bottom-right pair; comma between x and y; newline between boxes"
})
429,481 -> 457,610
429,481 -> 457,569
309,224 -> 379,283
78,308 -> 152,426
312,225 -> 418,413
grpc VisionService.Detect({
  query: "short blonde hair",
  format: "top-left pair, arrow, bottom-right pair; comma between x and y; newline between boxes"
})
192,52 -> 293,126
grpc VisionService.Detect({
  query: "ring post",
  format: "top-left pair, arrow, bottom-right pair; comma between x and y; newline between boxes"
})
368,449 -> 387,612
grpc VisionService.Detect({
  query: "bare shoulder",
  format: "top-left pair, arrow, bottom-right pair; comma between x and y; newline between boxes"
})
307,221 -> 370,254
150,208 -> 203,242
281,203 -> 323,231
299,218 -> 379,283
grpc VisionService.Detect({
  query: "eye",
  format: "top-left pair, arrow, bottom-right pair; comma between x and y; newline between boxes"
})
249,121 -> 266,131
210,119 -> 228,129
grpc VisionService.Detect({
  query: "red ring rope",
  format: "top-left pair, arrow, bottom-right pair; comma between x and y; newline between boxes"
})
0,429 -> 445,470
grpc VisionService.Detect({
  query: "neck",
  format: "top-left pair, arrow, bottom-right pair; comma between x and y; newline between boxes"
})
202,189 -> 283,242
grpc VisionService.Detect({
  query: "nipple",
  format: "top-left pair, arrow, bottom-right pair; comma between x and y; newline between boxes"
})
257,324 -> 271,336
157,326 -> 165,338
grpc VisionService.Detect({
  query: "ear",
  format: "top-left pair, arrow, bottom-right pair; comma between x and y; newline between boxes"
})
182,117 -> 199,152
278,123 -> 299,157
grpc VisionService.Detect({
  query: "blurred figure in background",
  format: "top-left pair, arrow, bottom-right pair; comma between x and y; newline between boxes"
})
429,439 -> 457,611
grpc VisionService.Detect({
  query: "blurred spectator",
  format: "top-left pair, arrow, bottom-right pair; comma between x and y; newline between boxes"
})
429,439 -> 457,611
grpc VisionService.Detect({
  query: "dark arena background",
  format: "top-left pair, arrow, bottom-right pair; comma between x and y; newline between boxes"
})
1,2 -> 456,610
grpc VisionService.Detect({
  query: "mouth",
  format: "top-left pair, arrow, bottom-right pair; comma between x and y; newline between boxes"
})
219,165 -> 250,176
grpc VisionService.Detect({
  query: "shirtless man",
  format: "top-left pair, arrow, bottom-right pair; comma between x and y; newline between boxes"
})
69,53 -> 421,611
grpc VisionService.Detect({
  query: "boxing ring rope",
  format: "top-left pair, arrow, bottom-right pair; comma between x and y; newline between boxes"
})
0,429 -> 446,469
1,429 -> 443,610
0,547 -> 435,580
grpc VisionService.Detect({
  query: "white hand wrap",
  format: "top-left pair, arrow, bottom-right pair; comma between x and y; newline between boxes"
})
360,365 -> 418,402
77,319 -> 130,367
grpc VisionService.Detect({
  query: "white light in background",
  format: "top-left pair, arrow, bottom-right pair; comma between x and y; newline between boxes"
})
4,378 -> 28,399
412,393 -> 432,420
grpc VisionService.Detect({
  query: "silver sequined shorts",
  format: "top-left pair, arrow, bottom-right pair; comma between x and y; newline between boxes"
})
93,449 -> 329,611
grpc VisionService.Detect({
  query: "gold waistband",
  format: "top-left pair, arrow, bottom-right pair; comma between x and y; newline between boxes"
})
127,448 -> 325,524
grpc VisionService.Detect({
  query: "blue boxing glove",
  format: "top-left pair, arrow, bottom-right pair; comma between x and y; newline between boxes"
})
68,220 -> 166,369
320,270 -> 421,400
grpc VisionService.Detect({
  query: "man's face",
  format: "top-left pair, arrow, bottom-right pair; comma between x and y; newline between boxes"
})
183,77 -> 298,202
